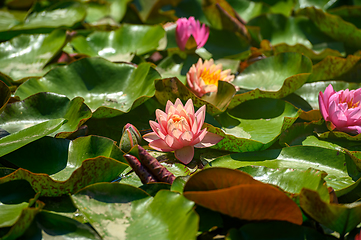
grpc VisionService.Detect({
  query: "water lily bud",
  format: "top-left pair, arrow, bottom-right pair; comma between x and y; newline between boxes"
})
119,123 -> 142,152
319,84 -> 361,134
176,17 -> 209,51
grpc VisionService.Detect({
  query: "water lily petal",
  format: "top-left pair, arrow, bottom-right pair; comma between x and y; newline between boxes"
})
149,138 -> 174,152
174,146 -> 194,164
194,131 -> 223,148
143,132 -> 160,142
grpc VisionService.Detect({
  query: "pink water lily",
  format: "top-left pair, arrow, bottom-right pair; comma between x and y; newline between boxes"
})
143,98 -> 223,164
176,17 -> 209,51
187,58 -> 235,97
319,84 -> 361,134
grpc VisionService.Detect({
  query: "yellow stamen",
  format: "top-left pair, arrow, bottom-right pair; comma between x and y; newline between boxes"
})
340,96 -> 360,108
200,67 -> 221,86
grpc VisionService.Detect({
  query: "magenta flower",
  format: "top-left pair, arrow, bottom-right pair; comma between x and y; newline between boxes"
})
319,84 -> 361,134
176,17 -> 209,51
187,58 -> 235,97
143,98 -> 223,164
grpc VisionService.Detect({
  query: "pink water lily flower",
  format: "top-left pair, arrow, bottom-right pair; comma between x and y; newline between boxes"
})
143,98 -> 223,164
187,58 -> 235,97
319,84 -> 361,134
176,17 -> 209,51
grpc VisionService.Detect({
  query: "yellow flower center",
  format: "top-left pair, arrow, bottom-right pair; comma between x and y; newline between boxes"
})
200,67 -> 221,86
171,115 -> 182,123
340,97 -> 359,109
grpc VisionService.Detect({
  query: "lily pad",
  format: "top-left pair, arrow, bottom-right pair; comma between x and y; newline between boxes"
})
298,6 -> 361,50
229,52 -> 312,108
0,29 -> 67,81
0,118 -> 65,158
0,135 -> 128,196
1,1 -> 86,41
71,24 -> 166,62
0,200 -> 44,240
0,92 -> 92,138
300,188 -> 361,236
183,167 -> 303,225
208,145 -> 354,191
15,57 -> 161,118
72,184 -> 199,240
208,98 -> 301,152
84,0 -> 130,24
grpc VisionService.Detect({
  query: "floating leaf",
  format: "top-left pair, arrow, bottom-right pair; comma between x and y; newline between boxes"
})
0,200 -> 44,240
0,29 -> 66,81
229,52 -> 312,108
72,184 -> 199,240
15,57 -> 161,118
239,166 -> 330,202
300,188 -> 361,236
183,167 -> 303,225
71,24 -> 165,62
298,6 -> 361,50
209,146 -> 353,191
0,92 -> 91,138
0,118 -> 65,157
209,98 -> 301,152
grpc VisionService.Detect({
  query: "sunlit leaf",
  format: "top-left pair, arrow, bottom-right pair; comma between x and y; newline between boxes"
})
15,57 -> 161,118
71,24 -> 165,62
0,92 -> 91,138
0,29 -> 66,81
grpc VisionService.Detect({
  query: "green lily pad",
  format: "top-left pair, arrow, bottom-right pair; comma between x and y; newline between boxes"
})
0,118 -> 65,158
208,145 -> 353,191
209,98 -> 301,152
227,0 -> 270,22
24,211 -> 102,240
15,57 -> 161,118
239,166 -> 330,202
0,135 -> 128,196
71,24 -> 166,62
298,6 -> 361,50
247,13 -> 336,49
300,188 -> 361,236
0,80 -> 11,115
183,167 -> 303,225
308,55 -> 361,82
229,52 -> 312,108
85,0 -> 130,24
0,29 -> 67,81
154,77 -> 236,116
1,1 -> 86,41
0,92 -> 91,138
273,43 -> 344,62
72,184 -> 199,240
0,200 -> 44,240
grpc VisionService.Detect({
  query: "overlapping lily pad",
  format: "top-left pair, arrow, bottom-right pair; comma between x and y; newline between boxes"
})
208,145 -> 353,191
0,92 -> 91,138
71,24 -> 166,62
0,29 -> 67,81
207,98 -> 301,152
72,184 -> 198,240
15,57 -> 161,118
0,135 -> 128,196
229,52 -> 312,108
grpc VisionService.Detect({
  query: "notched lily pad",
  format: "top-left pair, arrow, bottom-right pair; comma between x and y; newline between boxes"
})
0,92 -> 92,138
15,57 -> 161,118
71,24 -> 166,62
229,52 -> 312,108
0,29 -> 67,81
